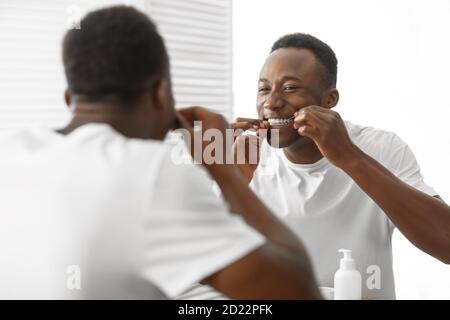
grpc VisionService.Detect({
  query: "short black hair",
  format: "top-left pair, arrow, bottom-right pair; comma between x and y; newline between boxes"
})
63,6 -> 168,104
271,33 -> 337,88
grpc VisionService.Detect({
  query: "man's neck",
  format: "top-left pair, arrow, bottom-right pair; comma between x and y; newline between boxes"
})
56,115 -> 141,139
283,138 -> 324,164
56,103 -> 165,140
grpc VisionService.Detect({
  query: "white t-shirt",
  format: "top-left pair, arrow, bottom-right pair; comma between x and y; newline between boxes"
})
249,121 -> 438,300
0,123 -> 264,299
179,121 -> 438,300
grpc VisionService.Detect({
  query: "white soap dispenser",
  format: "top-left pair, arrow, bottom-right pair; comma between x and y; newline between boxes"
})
334,249 -> 362,300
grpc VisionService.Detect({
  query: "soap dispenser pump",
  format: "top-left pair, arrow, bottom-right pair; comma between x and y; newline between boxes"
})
334,249 -> 362,300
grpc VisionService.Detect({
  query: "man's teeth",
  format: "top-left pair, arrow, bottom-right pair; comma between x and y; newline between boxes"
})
268,118 -> 294,126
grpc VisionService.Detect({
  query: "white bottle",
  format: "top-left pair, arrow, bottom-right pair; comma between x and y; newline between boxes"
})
334,249 -> 362,300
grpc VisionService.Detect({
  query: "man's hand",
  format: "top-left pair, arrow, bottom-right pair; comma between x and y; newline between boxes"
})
177,106 -> 229,135
293,105 -> 360,168
176,106 -> 229,165
176,109 -> 269,182
231,118 -> 269,183
176,108 -> 322,297
293,107 -> 450,264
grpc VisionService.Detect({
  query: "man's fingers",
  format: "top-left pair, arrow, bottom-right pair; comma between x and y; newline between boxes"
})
296,105 -> 338,123
231,117 -> 262,130
235,117 -> 261,124
297,124 -> 319,140
230,122 -> 256,131
177,106 -> 208,123
230,118 -> 266,144
293,110 -> 322,129
310,107 -> 342,125
294,109 -> 323,140
258,120 -> 270,130
175,112 -> 193,131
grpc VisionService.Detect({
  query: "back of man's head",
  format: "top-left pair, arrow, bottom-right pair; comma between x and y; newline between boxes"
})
62,6 -> 168,105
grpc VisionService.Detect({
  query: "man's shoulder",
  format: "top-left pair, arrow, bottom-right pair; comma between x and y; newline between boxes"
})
344,120 -> 404,153
345,120 -> 397,140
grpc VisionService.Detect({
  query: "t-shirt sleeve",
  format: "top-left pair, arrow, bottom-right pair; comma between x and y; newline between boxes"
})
381,134 -> 438,198
368,133 -> 439,233
139,148 -> 265,298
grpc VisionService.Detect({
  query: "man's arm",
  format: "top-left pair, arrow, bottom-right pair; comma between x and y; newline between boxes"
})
205,242 -> 320,299
204,164 -> 320,299
339,148 -> 450,264
177,107 -> 321,299
294,106 -> 450,264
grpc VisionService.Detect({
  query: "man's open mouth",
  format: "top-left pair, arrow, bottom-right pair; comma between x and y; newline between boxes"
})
266,116 -> 295,127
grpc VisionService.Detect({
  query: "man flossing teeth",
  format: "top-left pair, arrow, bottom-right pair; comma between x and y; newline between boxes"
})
267,116 -> 295,127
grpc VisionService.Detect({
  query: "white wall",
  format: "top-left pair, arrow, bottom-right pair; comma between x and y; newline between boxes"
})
233,0 -> 450,299
0,0 -> 233,128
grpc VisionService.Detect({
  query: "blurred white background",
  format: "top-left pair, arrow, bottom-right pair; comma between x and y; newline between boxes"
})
233,0 -> 450,299
0,0 -> 232,127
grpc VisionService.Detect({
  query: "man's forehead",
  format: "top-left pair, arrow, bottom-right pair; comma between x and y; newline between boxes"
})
260,47 -> 318,79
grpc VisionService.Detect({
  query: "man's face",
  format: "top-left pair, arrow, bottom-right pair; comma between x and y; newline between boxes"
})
257,48 -> 326,148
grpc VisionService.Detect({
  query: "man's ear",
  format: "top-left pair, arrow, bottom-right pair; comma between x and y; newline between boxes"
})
322,88 -> 339,109
64,90 -> 71,107
153,79 -> 174,110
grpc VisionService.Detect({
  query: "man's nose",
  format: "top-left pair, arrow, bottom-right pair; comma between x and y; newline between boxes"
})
263,95 -> 284,110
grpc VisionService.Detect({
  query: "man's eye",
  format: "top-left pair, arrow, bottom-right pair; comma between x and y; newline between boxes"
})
258,88 -> 270,93
284,86 -> 298,91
